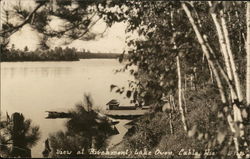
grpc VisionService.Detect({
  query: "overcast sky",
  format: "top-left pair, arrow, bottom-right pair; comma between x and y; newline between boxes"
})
2,0 -> 127,53
9,21 -> 127,53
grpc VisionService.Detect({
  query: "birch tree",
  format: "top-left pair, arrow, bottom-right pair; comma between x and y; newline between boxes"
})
182,2 -> 249,156
246,2 -> 250,106
177,56 -> 188,132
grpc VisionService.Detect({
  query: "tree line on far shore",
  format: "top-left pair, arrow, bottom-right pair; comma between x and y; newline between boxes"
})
0,45 -> 120,62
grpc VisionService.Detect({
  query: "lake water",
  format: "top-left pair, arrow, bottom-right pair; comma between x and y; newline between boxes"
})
0,59 -> 134,157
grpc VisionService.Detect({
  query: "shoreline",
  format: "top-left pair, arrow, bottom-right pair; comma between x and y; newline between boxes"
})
0,58 -> 120,63
107,119 -> 131,149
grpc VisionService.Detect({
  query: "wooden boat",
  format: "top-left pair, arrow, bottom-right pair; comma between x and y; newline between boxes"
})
104,109 -> 149,119
104,99 -> 150,119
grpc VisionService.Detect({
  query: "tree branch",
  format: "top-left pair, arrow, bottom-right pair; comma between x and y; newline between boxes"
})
0,2 -> 46,37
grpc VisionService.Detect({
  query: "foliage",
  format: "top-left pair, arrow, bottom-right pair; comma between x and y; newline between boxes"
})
77,52 -> 120,59
123,86 -> 240,157
0,46 -> 120,62
1,46 -> 79,62
0,113 -> 40,158
0,0 -> 131,48
113,1 -> 212,107
48,95 -> 117,157
123,112 -> 167,150
110,2 -> 250,156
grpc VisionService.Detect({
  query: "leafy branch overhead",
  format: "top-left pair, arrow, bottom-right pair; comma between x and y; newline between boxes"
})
1,0 -> 133,48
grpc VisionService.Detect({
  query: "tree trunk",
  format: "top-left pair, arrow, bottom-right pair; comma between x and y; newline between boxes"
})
184,74 -> 187,90
209,6 -> 233,82
203,30 -> 248,155
177,55 -> 188,132
246,2 -> 250,106
190,75 -> 193,89
208,2 -> 238,101
169,112 -> 174,134
11,113 -> 30,157
170,94 -> 176,111
208,64 -> 214,84
182,88 -> 187,113
171,9 -> 187,131
203,36 -> 238,99
220,11 -> 243,102
220,6 -> 248,152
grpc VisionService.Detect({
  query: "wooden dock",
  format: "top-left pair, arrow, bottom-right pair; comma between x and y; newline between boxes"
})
104,109 -> 149,120
45,104 -> 150,120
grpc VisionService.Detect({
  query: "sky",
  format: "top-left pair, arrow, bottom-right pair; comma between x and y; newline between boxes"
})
9,21 -> 127,53
2,0 -> 127,53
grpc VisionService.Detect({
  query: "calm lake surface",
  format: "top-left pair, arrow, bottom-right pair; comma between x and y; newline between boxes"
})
0,59 -> 133,157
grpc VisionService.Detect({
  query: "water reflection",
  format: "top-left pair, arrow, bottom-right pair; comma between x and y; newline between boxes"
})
2,66 -> 73,78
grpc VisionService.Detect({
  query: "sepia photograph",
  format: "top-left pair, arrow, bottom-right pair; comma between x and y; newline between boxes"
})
0,0 -> 250,158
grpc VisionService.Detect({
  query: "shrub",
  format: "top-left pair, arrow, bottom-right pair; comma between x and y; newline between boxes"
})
121,86 -> 241,157
48,96 -> 116,157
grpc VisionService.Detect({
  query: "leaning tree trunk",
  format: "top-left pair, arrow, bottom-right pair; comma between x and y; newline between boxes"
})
217,11 -> 246,148
208,1 -> 242,103
204,35 -> 243,138
177,55 -> 188,132
209,3 -> 234,88
246,2 -> 250,106
220,11 -> 247,150
220,11 -> 243,102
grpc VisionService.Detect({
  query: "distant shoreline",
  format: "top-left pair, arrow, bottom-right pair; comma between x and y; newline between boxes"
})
1,46 -> 121,62
77,52 -> 120,59
0,57 -> 119,62
0,53 -> 121,62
